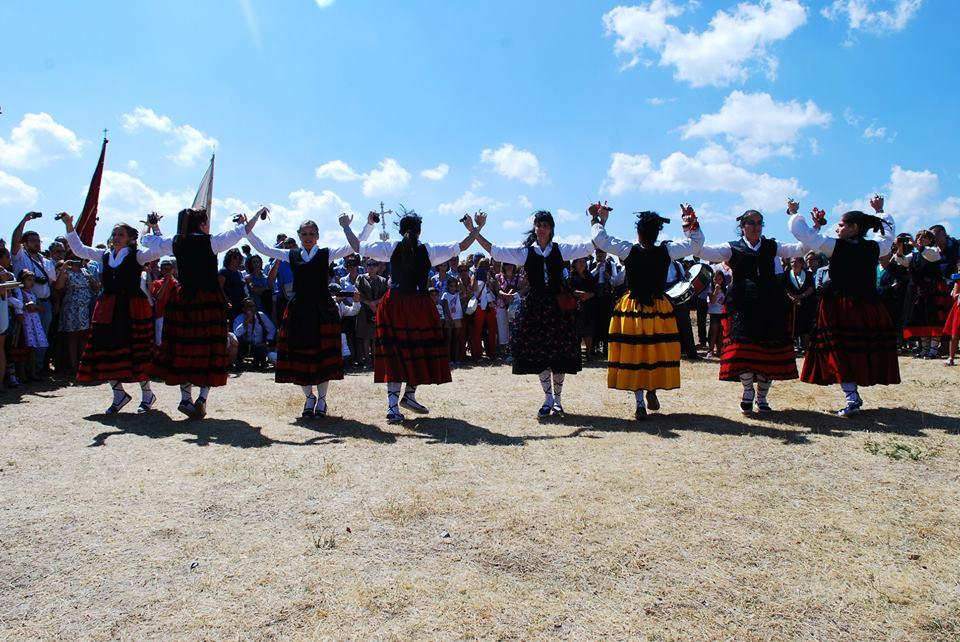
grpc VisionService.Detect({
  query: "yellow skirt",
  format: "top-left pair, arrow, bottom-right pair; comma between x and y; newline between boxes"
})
607,294 -> 681,391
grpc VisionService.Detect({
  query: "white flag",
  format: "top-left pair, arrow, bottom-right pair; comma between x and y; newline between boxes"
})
192,153 -> 215,219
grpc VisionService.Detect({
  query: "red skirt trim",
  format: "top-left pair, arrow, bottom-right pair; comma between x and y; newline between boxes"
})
275,321 -> 344,385
374,289 -> 451,385
801,295 -> 900,386
718,315 -> 798,381
151,288 -> 229,387
944,300 -> 960,338
77,295 -> 154,383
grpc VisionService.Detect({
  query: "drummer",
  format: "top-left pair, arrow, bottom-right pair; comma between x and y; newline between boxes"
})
666,258 -> 700,359
591,202 -> 704,419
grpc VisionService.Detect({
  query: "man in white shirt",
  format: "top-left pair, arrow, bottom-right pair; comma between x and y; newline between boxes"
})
11,212 -> 57,372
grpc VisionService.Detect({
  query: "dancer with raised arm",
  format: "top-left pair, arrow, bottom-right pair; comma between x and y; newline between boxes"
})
358,209 -> 478,424
699,208 -> 804,414
246,212 -> 374,418
472,209 -> 595,418
58,212 -> 167,413
142,208 -> 262,419
787,196 -> 899,416
591,203 -> 704,419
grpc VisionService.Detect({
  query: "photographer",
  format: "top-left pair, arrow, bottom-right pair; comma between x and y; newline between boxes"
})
232,298 -> 276,370
53,256 -> 98,376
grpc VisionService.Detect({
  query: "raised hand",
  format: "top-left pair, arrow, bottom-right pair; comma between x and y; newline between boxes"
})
787,198 -> 800,215
368,210 -> 379,225
870,194 -> 884,213
811,207 -> 827,228
24,211 -> 42,221
338,212 -> 354,228
680,203 -> 698,231
460,213 -> 475,232
58,212 -> 74,227
474,211 -> 488,229
256,206 -> 270,220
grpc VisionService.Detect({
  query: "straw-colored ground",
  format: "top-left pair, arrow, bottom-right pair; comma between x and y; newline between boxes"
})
1,357 -> 959,641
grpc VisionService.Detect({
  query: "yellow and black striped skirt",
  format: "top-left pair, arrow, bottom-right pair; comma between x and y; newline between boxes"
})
607,294 -> 681,391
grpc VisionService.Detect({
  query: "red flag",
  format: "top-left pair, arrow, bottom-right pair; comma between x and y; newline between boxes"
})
75,137 -> 107,246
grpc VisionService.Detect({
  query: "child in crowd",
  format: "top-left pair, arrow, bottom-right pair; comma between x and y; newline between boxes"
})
12,270 -> 48,382
706,269 -> 726,359
441,277 -> 463,364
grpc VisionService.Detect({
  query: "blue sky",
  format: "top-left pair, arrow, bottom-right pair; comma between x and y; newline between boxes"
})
1,0 -> 957,251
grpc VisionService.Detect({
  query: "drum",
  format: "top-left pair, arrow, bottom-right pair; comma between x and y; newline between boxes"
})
666,263 -> 714,307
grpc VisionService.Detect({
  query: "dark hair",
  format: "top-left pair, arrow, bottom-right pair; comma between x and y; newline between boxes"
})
736,209 -> 763,238
21,231 -> 40,243
523,210 -> 555,247
177,208 -> 208,235
930,224 -> 946,235
244,254 -> 263,272
18,269 -> 35,282
223,247 -> 243,269
112,222 -> 139,248
396,206 -> 422,265
298,220 -> 319,235
840,210 -> 888,238
635,211 -> 668,246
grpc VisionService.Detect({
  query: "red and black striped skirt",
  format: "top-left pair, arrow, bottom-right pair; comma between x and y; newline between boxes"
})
801,295 -> 900,386
904,280 -> 951,339
275,297 -> 344,385
77,294 -> 154,383
374,289 -> 451,385
152,288 -> 229,387
944,298 -> 960,338
718,315 -> 798,381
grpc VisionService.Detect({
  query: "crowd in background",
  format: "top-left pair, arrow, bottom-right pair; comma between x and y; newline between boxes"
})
1,216 -> 958,400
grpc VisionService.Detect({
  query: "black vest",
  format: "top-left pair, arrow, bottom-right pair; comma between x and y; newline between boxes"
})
828,239 -> 879,298
524,243 -> 565,295
910,250 -> 943,286
289,247 -> 331,300
172,234 -> 219,296
625,243 -> 670,305
727,237 -> 781,304
389,242 -> 431,294
100,249 -> 146,298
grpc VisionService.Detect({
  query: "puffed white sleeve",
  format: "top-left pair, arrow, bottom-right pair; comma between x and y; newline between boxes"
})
358,240 -> 398,262
426,242 -> 461,266
210,225 -> 246,253
490,244 -> 529,266
788,213 -> 836,257
65,231 -> 105,263
922,246 -> 942,262
776,240 -> 805,259
139,233 -> 174,256
557,240 -> 596,261
591,223 -> 633,260
698,243 -> 732,262
876,212 -> 895,257
667,226 -> 705,260
246,231 -> 289,262
357,222 -> 375,243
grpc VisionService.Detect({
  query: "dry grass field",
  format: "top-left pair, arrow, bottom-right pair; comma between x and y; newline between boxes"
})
1,357 -> 959,641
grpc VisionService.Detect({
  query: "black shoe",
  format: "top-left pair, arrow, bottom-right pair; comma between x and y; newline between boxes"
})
551,401 -> 565,417
836,405 -> 861,418
177,400 -> 198,419
137,392 -> 157,414
537,403 -> 552,419
314,400 -> 327,418
635,406 -> 648,420
739,400 -> 753,415
302,395 -> 316,419
193,397 -> 207,419
386,410 -> 405,424
105,392 -> 132,415
755,401 -> 772,413
645,391 -> 660,412
400,395 -> 429,414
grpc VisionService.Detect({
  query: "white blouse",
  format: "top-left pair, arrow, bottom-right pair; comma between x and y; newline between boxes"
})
591,222 -> 704,261
788,212 -> 896,258
358,239 -> 462,267
139,224 -> 247,256
699,229 -> 804,275
246,222 -> 374,263
490,239 -> 595,286
66,230 -> 165,267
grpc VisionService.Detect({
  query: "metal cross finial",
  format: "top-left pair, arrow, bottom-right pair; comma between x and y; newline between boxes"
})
378,201 -> 394,241
103,128 -> 108,141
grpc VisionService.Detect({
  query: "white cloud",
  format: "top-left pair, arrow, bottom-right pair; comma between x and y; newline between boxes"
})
822,0 -> 923,42
502,219 -> 526,230
315,0 -> 334,6
121,107 -> 217,167
602,145 -> 806,213
0,170 -> 39,205
213,190 -> 353,246
437,191 -> 506,215
470,178 -> 486,190
843,107 -> 862,127
480,143 -> 544,185
315,159 -> 362,182
0,112 -> 83,170
314,157 -> 411,197
862,121 -> 894,141
238,0 -> 261,48
809,138 -> 822,155
363,158 -> 411,197
555,208 -> 580,223
420,163 -> 450,181
681,91 -> 831,163
603,0 -> 807,88
518,194 -> 533,209
126,160 -> 140,172
830,164 -> 958,232
96,170 -> 194,235
646,96 -> 676,106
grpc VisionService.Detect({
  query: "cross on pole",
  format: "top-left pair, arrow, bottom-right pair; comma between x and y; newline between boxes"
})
378,201 -> 394,241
